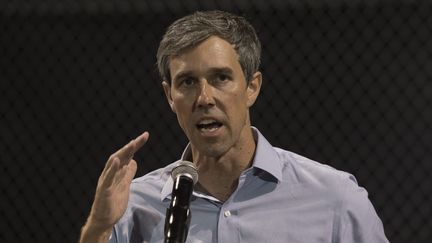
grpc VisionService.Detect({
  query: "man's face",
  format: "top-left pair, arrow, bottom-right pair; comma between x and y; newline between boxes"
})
162,36 -> 261,158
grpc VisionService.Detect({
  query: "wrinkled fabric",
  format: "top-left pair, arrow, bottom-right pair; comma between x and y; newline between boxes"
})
110,127 -> 389,243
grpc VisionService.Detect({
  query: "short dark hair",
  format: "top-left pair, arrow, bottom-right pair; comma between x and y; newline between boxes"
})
157,10 -> 261,83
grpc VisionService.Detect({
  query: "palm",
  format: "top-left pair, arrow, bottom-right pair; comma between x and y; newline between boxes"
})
88,132 -> 149,229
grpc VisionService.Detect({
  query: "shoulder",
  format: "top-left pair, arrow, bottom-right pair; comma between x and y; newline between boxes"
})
275,148 -> 388,241
276,147 -> 358,191
274,147 -> 373,211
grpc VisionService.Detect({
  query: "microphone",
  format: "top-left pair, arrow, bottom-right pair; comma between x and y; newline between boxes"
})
164,160 -> 198,243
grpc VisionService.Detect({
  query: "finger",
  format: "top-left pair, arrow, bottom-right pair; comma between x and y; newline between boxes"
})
114,159 -> 137,189
100,154 -> 119,178
100,157 -> 120,188
112,161 -> 134,188
109,140 -> 135,167
118,141 -> 135,164
124,159 -> 137,182
114,131 -> 150,165
131,131 -> 150,154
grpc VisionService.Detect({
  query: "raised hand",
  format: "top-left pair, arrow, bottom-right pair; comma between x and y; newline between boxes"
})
79,132 -> 149,243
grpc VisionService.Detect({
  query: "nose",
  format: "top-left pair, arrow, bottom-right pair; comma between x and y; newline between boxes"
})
196,79 -> 215,108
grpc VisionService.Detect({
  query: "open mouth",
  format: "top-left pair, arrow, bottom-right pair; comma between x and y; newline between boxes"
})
196,119 -> 223,132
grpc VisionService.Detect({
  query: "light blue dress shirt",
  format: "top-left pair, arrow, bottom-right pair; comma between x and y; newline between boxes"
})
110,127 -> 389,243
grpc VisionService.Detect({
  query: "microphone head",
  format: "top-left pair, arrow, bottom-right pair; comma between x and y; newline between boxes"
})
171,160 -> 199,185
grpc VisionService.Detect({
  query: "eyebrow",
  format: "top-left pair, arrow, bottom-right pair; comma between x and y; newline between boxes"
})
172,70 -> 194,84
172,67 -> 234,83
207,67 -> 234,76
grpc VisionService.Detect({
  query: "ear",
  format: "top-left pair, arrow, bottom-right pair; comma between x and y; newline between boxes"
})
246,71 -> 262,107
162,81 -> 176,113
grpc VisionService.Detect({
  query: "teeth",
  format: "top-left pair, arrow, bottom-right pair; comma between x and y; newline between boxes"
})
200,126 -> 218,132
196,118 -> 221,132
198,119 -> 217,125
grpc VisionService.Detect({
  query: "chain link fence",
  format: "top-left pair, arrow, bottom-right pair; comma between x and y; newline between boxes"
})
1,1 -> 431,242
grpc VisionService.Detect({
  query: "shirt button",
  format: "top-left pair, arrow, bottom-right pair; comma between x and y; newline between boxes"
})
224,210 -> 231,217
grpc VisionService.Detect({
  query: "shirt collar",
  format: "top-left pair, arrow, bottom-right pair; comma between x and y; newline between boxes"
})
160,127 -> 283,201
250,127 -> 283,182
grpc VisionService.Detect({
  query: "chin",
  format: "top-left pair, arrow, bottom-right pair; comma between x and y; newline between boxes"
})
196,142 -> 229,158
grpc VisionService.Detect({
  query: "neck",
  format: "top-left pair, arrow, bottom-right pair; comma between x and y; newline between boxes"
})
191,126 -> 256,202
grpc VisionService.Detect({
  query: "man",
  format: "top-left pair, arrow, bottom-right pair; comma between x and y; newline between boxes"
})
79,10 -> 389,243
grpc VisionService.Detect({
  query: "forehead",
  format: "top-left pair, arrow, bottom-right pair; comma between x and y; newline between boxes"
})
168,36 -> 241,80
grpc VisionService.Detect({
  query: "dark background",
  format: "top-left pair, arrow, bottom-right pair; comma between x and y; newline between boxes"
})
1,1 -> 431,242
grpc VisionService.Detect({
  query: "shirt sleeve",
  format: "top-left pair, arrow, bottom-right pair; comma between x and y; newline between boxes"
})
108,226 -> 119,243
108,206 -> 133,243
338,174 -> 390,243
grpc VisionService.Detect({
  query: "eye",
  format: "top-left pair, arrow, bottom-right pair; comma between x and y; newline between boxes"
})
212,73 -> 231,84
178,77 -> 196,87
217,74 -> 229,81
183,78 -> 194,86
